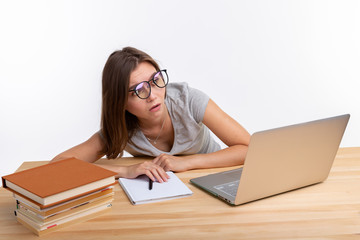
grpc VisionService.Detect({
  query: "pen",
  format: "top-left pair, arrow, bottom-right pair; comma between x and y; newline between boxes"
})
148,177 -> 153,190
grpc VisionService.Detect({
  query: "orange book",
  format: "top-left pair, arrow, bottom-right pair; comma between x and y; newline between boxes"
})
2,158 -> 117,209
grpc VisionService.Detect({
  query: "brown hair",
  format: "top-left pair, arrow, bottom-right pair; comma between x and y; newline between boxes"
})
100,47 -> 160,159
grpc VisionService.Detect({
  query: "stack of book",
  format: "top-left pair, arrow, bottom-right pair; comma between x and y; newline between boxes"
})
1,158 -> 117,236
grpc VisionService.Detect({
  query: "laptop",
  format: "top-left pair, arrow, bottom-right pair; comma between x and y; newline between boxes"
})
190,114 -> 350,205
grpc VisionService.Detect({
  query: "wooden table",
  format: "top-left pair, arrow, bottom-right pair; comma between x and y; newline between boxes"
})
1,147 -> 360,239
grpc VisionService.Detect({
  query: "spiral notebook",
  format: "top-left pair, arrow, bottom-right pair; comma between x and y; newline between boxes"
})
118,172 -> 193,205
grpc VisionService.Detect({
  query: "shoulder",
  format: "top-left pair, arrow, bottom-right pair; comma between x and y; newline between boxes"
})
166,82 -> 209,123
166,82 -> 190,97
166,82 -> 208,100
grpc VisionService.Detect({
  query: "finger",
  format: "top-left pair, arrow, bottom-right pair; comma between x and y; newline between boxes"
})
150,168 -> 165,183
163,165 -> 171,172
156,157 -> 172,173
144,170 -> 156,182
153,153 -> 167,164
159,160 -> 169,171
143,163 -> 167,182
156,155 -> 168,167
153,159 -> 166,170
142,161 -> 170,181
159,168 -> 170,180
152,156 -> 160,164
154,165 -> 171,182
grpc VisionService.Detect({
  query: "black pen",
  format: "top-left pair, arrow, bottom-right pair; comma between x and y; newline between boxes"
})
148,177 -> 153,190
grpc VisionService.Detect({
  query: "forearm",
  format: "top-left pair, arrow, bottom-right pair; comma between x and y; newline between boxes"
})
184,145 -> 248,170
95,161 -> 170,182
51,133 -> 105,164
51,151 -> 102,164
94,163 -> 128,179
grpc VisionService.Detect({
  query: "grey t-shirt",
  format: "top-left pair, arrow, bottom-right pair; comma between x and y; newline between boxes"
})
125,82 -> 221,157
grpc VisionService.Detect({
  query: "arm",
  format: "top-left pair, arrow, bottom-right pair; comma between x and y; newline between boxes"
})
153,99 -> 250,171
51,132 -> 169,182
51,132 -> 105,163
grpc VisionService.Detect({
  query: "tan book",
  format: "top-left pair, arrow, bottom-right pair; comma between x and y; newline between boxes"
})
16,203 -> 112,236
18,195 -> 114,224
14,186 -> 114,215
2,158 -> 117,208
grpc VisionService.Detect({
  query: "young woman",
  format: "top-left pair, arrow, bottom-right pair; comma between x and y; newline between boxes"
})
51,47 -> 250,183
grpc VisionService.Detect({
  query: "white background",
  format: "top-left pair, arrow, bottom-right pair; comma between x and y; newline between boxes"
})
1,0 -> 359,178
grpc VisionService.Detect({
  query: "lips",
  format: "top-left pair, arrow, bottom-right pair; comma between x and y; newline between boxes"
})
150,103 -> 161,112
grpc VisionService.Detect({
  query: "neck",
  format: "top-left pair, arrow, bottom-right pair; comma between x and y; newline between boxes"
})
140,112 -> 167,145
139,108 -> 168,135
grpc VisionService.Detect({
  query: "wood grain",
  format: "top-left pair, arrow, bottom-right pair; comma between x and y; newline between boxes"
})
1,147 -> 359,239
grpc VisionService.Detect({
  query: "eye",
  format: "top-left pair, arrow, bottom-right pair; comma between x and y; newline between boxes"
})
136,87 -> 146,95
137,89 -> 145,95
135,82 -> 145,91
154,72 -> 164,84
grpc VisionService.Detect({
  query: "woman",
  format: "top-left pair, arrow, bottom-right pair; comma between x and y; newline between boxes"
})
52,47 -> 250,183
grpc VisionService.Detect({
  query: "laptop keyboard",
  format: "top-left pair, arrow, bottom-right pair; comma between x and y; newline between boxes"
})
214,180 -> 240,198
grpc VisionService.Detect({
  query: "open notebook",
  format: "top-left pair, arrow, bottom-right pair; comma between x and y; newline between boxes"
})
118,172 -> 193,205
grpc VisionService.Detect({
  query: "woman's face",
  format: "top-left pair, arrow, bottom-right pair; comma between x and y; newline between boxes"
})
126,62 -> 166,122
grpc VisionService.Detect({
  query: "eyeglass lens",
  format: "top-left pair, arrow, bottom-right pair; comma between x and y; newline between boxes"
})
134,70 -> 168,99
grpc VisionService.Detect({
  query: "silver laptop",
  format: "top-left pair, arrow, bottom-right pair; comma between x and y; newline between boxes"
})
190,114 -> 350,205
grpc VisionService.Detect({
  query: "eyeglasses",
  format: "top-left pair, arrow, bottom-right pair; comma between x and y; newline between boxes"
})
129,69 -> 169,99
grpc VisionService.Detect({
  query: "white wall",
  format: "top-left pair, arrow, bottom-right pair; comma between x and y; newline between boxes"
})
1,0 -> 359,177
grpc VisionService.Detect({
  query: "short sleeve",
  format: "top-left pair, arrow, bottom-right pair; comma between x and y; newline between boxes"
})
187,85 -> 210,123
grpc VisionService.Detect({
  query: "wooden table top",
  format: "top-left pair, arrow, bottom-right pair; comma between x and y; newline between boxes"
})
1,147 -> 360,239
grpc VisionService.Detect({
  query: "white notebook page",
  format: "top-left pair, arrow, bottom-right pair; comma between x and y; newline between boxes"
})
118,172 -> 193,205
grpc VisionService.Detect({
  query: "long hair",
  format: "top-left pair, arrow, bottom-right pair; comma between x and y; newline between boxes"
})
100,47 -> 160,159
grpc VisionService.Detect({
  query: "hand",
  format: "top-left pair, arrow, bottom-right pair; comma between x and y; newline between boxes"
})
126,161 -> 170,183
152,153 -> 189,172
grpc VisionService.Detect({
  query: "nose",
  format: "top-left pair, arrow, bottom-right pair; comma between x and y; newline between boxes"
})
146,89 -> 156,102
